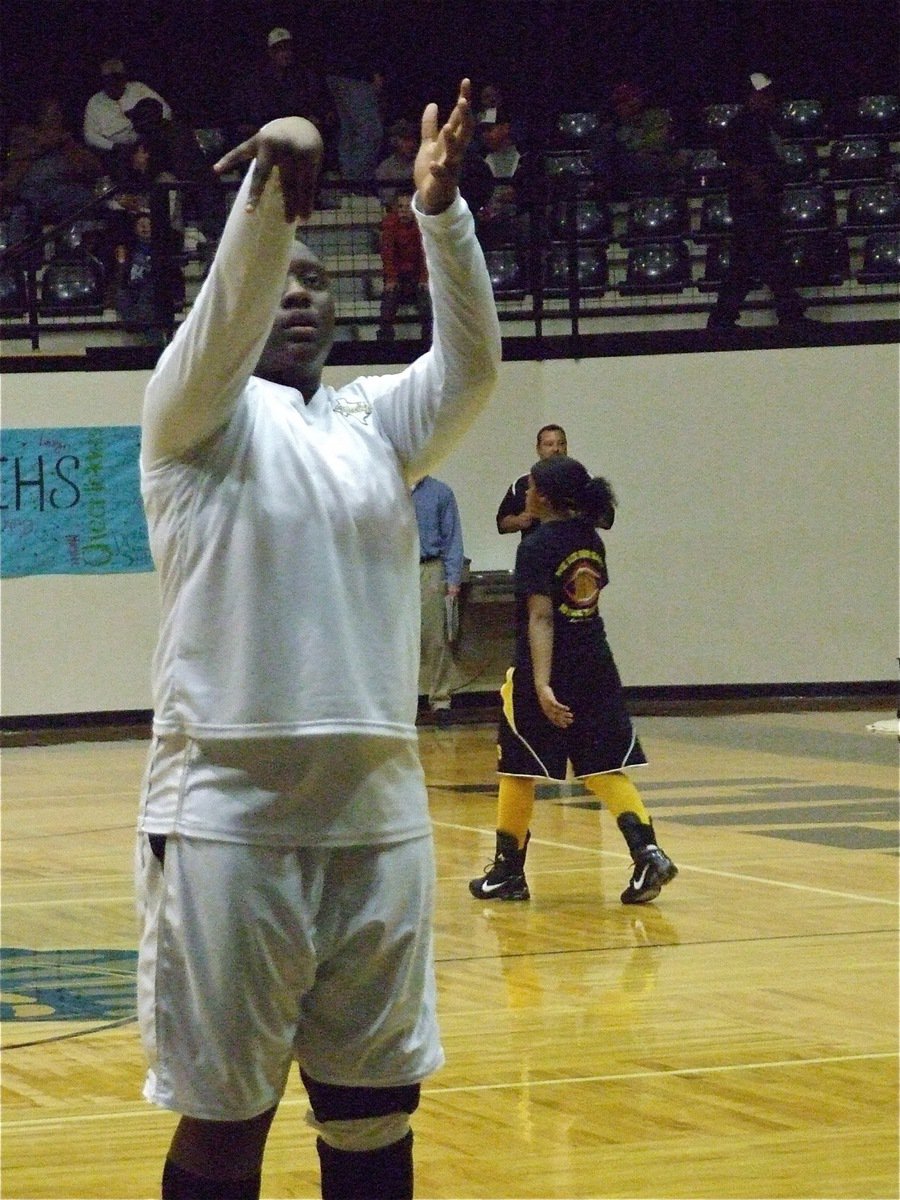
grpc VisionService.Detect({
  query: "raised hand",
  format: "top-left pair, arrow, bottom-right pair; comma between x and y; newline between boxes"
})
414,78 -> 474,215
213,117 -> 323,223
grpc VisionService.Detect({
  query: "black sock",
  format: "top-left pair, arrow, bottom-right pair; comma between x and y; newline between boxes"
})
162,1157 -> 261,1200
316,1130 -> 413,1200
617,811 -> 656,856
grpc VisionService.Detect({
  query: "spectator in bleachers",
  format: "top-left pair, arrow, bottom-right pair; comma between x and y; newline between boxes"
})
325,61 -> 385,181
105,136 -> 179,262
375,117 -> 419,204
230,28 -> 332,145
102,134 -> 181,305
112,207 -> 184,343
476,108 -> 539,249
83,57 -> 171,155
475,82 -> 530,151
707,72 -> 812,331
108,137 -> 175,217
1,95 -> 103,249
603,81 -> 683,196
475,82 -> 503,127
479,107 -> 524,181
377,189 -> 431,341
125,97 -> 226,245
458,139 -> 496,221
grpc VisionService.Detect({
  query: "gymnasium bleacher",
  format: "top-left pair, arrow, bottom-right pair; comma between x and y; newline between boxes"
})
2,93 -> 898,353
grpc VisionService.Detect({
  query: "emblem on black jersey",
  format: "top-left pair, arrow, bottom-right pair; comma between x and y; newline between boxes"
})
556,549 -> 606,619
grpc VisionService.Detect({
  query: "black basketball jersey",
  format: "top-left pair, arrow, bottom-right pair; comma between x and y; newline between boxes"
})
513,516 -> 611,695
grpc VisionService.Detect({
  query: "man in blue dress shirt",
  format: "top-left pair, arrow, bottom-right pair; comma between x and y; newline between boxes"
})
412,476 -> 464,725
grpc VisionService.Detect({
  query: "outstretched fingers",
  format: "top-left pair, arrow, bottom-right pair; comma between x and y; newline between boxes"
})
434,79 -> 475,180
211,118 -> 323,221
271,151 -> 320,221
213,135 -> 275,214
213,136 -> 256,178
420,101 -> 439,147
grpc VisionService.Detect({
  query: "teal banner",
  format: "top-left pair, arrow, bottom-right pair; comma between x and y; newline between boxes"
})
0,426 -> 153,577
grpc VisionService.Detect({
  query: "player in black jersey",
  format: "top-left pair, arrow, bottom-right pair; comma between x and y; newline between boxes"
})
470,455 -> 677,904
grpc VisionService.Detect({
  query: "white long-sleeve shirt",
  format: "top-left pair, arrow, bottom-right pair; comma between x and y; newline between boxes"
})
83,82 -> 172,151
141,167 -> 500,754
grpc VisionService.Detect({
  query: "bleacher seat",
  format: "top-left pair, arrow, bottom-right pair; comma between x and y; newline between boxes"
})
619,241 -> 691,294
684,146 -> 729,193
193,128 -> 227,161
700,104 -> 741,142
780,185 -> 836,234
552,112 -> 601,149
843,182 -> 900,233
785,233 -> 850,286
543,152 -> 595,196
826,137 -> 890,184
774,98 -> 828,141
0,268 -> 27,317
484,247 -> 527,299
303,224 -> 378,258
697,241 -> 732,292
476,210 -> 525,251
476,212 -> 523,251
696,193 -> 733,241
543,242 -> 608,297
550,199 -> 611,242
856,231 -> 900,283
330,275 -> 368,304
841,95 -> 900,138
39,254 -> 104,315
778,142 -> 821,184
622,194 -> 689,244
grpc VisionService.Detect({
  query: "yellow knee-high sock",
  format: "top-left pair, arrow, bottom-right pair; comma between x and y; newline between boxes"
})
585,771 -> 651,824
497,777 -> 536,849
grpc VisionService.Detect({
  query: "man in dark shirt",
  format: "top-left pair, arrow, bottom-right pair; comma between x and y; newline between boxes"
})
231,28 -> 331,143
495,424 -> 568,538
707,72 -> 810,332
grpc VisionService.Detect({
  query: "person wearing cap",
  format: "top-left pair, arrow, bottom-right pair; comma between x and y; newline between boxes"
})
707,71 -> 812,331
476,106 -> 539,249
230,27 -> 332,144
135,79 -> 500,1200
82,57 -> 171,154
478,106 -> 522,179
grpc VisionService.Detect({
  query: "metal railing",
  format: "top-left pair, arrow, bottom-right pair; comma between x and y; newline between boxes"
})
2,169 -> 898,353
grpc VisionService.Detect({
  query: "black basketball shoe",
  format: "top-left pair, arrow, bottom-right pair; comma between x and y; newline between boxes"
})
469,830 -> 531,901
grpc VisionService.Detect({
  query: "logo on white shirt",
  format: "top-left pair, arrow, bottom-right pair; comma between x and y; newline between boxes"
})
333,398 -> 373,423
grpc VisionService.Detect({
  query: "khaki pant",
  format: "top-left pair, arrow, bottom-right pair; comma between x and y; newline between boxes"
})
418,558 -> 455,710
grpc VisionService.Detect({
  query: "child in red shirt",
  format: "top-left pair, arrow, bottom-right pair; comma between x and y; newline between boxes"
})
377,190 -> 432,341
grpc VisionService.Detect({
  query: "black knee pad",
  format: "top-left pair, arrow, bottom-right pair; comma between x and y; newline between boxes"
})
300,1070 -> 420,1123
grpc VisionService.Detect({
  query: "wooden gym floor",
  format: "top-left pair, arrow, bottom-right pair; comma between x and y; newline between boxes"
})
1,707 -> 897,1199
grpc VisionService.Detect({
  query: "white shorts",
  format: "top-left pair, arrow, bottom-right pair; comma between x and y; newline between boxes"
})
135,832 -> 443,1121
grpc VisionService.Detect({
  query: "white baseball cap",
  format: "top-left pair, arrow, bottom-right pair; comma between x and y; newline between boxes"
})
267,27 -> 292,47
750,72 -> 773,91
